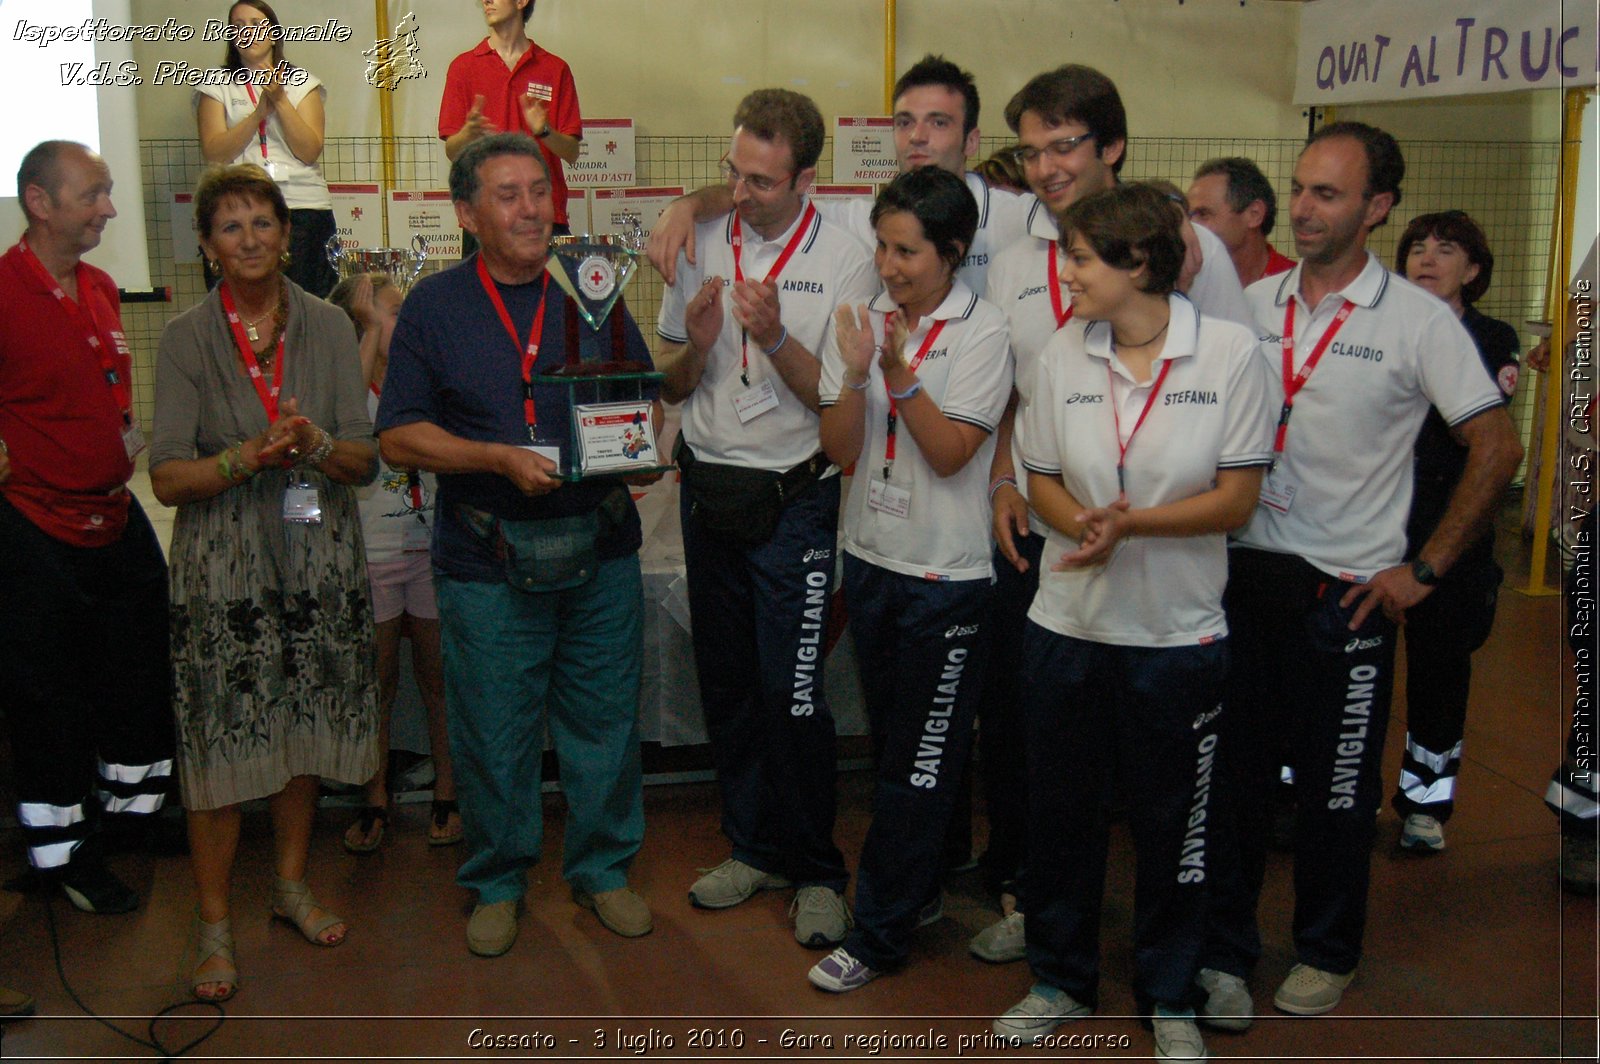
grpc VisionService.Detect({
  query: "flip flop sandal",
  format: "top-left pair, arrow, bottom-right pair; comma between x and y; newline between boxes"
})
428,799 -> 463,847
341,806 -> 387,854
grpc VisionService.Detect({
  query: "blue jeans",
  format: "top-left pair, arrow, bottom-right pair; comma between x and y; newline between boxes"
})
436,555 -> 645,903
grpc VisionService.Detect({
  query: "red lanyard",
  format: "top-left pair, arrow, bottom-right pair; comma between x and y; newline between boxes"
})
881,318 -> 948,480
1274,297 -> 1356,463
243,83 -> 271,164
220,283 -> 285,422
477,257 -> 550,437
730,202 -> 816,386
17,237 -> 133,425
1046,244 -> 1074,329
1107,359 -> 1174,498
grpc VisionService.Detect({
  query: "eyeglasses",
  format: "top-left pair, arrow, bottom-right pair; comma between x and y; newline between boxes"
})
718,157 -> 790,195
1008,133 -> 1095,168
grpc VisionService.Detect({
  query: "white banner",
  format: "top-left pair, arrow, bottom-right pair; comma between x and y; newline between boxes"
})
566,189 -> 590,236
590,187 -> 685,238
1296,0 -> 1598,104
568,118 -> 637,188
833,117 -> 898,183
328,183 -> 384,250
387,190 -> 460,260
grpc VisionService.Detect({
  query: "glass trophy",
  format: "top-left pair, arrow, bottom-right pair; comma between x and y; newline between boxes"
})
325,234 -> 428,293
534,220 -> 668,481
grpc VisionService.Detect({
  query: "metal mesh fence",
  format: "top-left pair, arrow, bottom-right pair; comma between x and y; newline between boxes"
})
127,133 -> 1559,465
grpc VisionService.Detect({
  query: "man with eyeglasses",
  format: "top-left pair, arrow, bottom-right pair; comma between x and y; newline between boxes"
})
657,89 -> 878,949
1187,157 -> 1296,288
968,65 -> 1253,974
648,55 -> 1030,297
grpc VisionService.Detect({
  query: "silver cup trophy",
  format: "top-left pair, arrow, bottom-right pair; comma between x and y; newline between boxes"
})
325,233 -> 428,293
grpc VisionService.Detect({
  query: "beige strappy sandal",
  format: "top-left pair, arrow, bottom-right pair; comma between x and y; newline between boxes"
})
192,915 -> 238,1002
269,876 -> 346,946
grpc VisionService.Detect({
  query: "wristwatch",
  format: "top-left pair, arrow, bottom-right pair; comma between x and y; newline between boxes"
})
1410,558 -> 1440,586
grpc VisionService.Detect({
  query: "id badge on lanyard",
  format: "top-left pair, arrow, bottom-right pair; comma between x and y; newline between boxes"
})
729,205 -> 815,420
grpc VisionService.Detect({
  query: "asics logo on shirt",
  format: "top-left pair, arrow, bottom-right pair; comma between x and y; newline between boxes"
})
1062,393 -> 1104,405
944,623 -> 979,639
1345,635 -> 1384,652
1018,285 -> 1046,300
802,548 -> 832,562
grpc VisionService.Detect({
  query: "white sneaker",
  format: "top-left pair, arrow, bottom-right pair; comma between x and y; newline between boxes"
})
1153,1006 -> 1208,1060
1399,813 -> 1445,851
992,982 -> 1091,1043
968,910 -> 1026,963
1195,967 -> 1252,1031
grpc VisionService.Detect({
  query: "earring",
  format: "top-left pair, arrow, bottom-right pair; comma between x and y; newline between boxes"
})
205,259 -> 218,273
280,251 -> 292,267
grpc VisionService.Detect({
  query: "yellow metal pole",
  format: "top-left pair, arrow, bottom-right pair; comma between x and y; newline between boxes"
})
883,0 -> 896,113
374,0 -> 398,245
1520,87 -> 1590,595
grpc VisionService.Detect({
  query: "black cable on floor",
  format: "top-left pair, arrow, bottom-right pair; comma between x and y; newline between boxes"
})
38,890 -> 225,1060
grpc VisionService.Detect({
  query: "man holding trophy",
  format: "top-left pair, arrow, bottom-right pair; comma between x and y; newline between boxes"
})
376,132 -> 659,959
657,89 -> 877,948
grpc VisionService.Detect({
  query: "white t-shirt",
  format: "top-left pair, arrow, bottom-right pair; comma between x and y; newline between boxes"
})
1237,253 -> 1505,581
357,390 -> 437,562
194,71 -> 332,210
657,201 -> 878,471
821,172 -> 1031,296
985,199 -> 1256,531
818,282 -> 1013,581
1021,295 -> 1273,647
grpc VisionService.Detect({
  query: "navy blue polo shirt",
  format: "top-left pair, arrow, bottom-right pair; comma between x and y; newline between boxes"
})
376,255 -> 658,581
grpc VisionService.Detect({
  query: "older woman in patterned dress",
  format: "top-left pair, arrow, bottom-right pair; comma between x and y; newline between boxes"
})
150,163 -> 378,1002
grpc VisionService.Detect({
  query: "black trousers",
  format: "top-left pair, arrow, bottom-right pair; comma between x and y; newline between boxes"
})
1205,547 -> 1397,978
0,496 -> 174,868
1021,625 -> 1225,1011
841,557 -> 991,970
1391,552 -> 1500,822
680,476 -> 847,890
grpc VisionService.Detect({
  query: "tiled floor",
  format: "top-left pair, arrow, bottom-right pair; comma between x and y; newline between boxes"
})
0,501 -> 1593,1061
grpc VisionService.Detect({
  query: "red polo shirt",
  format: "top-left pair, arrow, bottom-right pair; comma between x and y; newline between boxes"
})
439,39 -> 582,226
1264,245 -> 1296,278
0,241 -> 135,545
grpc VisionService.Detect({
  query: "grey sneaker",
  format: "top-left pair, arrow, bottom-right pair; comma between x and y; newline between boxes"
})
1273,962 -> 1354,1015
992,982 -> 1091,1043
687,858 -> 791,909
1195,967 -> 1252,1031
1399,813 -> 1445,852
1153,1006 -> 1208,1060
969,910 -> 1026,963
466,899 -> 521,957
790,886 -> 852,948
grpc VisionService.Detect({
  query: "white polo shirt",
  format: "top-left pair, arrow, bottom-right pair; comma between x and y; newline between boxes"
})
986,200 -> 1256,531
1021,294 -> 1273,647
1238,253 -> 1505,581
658,202 -> 878,471
819,281 -> 1013,581
823,171 -> 1031,295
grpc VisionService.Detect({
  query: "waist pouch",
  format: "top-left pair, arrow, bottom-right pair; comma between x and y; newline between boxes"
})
675,437 -> 828,548
460,486 -> 629,593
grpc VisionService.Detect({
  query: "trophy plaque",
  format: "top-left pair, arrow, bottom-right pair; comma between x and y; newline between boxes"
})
325,233 -> 428,293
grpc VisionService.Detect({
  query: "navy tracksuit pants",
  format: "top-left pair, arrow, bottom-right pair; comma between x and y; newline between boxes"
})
840,555 -> 991,971
1022,624 -> 1225,1011
1205,547 -> 1397,978
1391,552 -> 1501,823
680,475 -> 848,890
